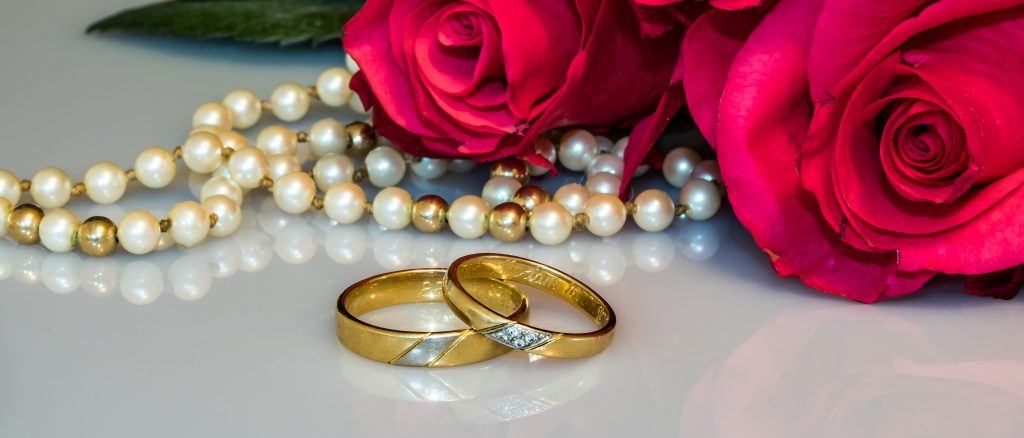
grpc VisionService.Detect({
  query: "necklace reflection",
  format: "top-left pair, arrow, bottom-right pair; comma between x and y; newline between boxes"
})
0,194 -> 722,305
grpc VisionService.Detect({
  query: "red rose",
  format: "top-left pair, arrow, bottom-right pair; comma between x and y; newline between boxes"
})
344,0 -> 687,181
684,0 -> 1024,301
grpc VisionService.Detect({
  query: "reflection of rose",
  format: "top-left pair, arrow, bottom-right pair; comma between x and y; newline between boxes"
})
680,307 -> 1024,437
344,0 -> 689,184
684,0 -> 1024,301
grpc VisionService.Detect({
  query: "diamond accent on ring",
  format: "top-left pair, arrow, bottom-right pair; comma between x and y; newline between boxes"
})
483,324 -> 552,350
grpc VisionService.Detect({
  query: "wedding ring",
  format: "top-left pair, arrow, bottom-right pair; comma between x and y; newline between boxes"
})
444,254 -> 616,359
337,268 -> 528,367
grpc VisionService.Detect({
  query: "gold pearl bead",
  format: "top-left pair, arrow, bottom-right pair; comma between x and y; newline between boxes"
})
513,185 -> 550,211
489,202 -> 528,242
345,121 -> 376,156
77,216 -> 118,257
490,158 -> 529,184
7,204 -> 44,245
411,195 -> 448,233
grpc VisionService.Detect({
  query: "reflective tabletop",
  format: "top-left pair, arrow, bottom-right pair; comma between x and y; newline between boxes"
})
2,1 -> 1023,437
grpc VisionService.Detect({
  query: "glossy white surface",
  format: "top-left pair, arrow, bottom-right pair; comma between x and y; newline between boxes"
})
2,1 -> 1023,437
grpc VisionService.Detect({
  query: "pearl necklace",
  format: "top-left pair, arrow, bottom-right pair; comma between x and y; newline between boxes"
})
0,65 -> 723,258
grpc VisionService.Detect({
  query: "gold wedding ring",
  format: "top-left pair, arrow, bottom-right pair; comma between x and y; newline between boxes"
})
336,268 -> 528,367
444,253 -> 616,359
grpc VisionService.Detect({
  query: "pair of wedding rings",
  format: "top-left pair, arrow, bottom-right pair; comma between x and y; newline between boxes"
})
336,253 -> 616,367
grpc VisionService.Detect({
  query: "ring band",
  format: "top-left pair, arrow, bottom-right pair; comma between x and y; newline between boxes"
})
443,253 -> 616,359
337,268 -> 529,367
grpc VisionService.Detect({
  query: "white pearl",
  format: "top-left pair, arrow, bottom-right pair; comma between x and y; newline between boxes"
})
365,146 -> 407,187
596,135 -> 614,153
633,189 -> 675,232
182,132 -> 224,174
270,82 -> 311,122
586,172 -> 621,196
84,161 -> 127,204
410,157 -> 449,180
372,187 -> 412,230
135,147 -> 177,189
448,159 -> 477,173
117,210 -> 162,255
168,201 -> 210,248
345,52 -> 361,74
448,195 -> 489,239
267,154 -> 301,181
257,125 -> 297,156
481,176 -> 521,208
612,137 -> 629,158
192,102 -> 234,131
349,93 -> 371,115
217,130 -> 248,151
313,154 -> 355,190
587,154 -> 624,178
227,147 -> 269,189
663,147 -> 702,187
584,194 -> 627,237
528,137 -> 557,176
156,233 -> 175,251
30,167 -> 72,209
201,176 -> 244,205
692,160 -> 722,184
0,170 -> 21,204
273,171 -> 316,215
316,67 -> 354,107
0,198 -> 10,238
39,208 -> 79,253
324,182 -> 366,224
558,129 -> 598,171
529,202 -> 573,245
553,183 -> 590,215
222,88 -> 262,129
309,118 -> 348,157
203,195 -> 241,237
680,179 -> 721,221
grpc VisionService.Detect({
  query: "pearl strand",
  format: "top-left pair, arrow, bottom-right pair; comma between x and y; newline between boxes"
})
0,63 -> 724,258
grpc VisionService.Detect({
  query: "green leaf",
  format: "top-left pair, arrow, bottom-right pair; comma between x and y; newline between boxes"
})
86,0 -> 364,47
